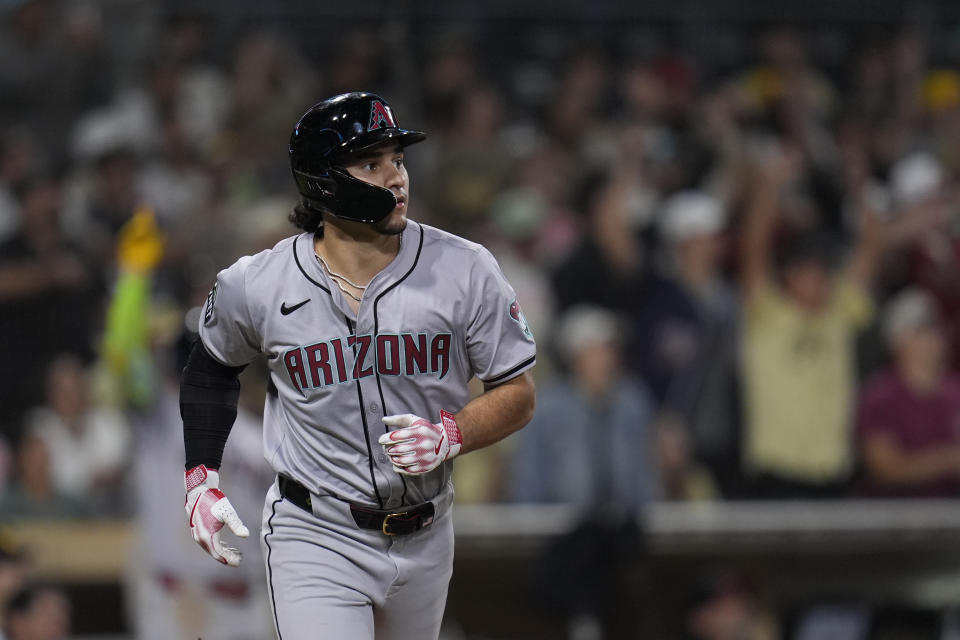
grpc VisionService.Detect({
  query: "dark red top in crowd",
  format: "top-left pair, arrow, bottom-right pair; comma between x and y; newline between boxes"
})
857,371 -> 960,497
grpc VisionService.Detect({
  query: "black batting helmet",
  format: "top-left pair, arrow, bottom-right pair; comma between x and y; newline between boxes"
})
289,92 -> 425,224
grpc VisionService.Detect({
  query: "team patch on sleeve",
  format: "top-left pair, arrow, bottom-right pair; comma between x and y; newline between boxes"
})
509,298 -> 533,339
203,283 -> 219,325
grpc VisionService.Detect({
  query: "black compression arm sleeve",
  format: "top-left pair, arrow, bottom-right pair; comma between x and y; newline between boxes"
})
181,340 -> 247,470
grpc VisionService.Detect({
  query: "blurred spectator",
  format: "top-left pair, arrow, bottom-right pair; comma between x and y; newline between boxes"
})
159,13 -> 232,155
552,169 -> 645,319
0,0 -> 59,125
484,185 -> 559,347
657,415 -> 719,502
455,177 -> 559,503
223,29 -> 319,199
0,1 -> 112,148
23,354 -> 130,507
0,170 -> 98,429
493,143 -> 581,262
0,432 -> 89,519
744,28 -> 838,170
138,114 -> 215,226
515,305 -> 651,640
0,130 -> 43,244
0,531 -> 29,637
325,29 -> 385,99
429,84 -> 511,235
63,146 -> 142,264
0,0 -> 113,147
857,288 -> 960,497
886,151 -> 960,372
634,191 -> 741,494
510,305 -> 657,506
792,604 -> 869,640
421,30 -> 479,130
548,46 -> 611,153
740,147 -> 882,497
680,572 -> 779,640
4,584 -> 70,640
71,55 -> 176,160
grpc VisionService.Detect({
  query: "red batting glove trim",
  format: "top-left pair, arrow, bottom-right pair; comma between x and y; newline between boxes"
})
439,410 -> 462,446
185,464 -> 214,492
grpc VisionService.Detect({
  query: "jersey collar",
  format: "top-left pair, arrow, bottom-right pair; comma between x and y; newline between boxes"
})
295,221 -> 424,317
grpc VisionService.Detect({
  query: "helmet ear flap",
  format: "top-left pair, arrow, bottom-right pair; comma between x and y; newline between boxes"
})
293,168 -> 397,223
293,169 -> 338,199
326,168 -> 397,223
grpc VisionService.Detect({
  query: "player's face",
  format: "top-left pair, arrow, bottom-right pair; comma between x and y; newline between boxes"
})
342,143 -> 410,236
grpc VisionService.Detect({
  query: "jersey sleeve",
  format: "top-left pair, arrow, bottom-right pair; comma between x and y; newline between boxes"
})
198,258 -> 262,367
465,247 -> 537,384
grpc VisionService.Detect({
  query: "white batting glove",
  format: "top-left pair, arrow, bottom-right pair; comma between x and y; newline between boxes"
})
379,411 -> 463,476
184,464 -> 249,566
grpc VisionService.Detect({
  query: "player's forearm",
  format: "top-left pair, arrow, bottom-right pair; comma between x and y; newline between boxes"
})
454,372 -> 536,455
180,340 -> 246,470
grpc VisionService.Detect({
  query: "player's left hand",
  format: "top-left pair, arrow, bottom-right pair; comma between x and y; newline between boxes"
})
379,412 -> 463,476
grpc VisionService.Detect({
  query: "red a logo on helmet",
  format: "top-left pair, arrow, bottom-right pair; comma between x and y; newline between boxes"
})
368,100 -> 396,131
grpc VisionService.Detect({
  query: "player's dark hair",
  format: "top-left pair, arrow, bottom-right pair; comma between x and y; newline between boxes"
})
289,200 -> 324,234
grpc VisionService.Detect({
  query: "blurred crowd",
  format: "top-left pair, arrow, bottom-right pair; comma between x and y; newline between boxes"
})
4,0 -> 960,637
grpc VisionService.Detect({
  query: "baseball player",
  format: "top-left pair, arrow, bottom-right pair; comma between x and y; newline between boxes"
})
180,92 -> 537,640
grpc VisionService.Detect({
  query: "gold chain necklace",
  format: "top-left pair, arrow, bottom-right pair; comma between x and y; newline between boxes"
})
314,253 -> 366,302
314,234 -> 402,304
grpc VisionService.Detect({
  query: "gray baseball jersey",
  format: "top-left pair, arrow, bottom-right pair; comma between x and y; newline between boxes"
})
199,220 -> 537,509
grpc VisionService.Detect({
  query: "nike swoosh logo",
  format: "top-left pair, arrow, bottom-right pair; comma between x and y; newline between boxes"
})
435,432 -> 445,455
280,299 -> 310,315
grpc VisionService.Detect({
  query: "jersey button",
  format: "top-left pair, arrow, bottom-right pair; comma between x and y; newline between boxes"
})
369,403 -> 380,414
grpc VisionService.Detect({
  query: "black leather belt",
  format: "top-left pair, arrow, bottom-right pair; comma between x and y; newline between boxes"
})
278,476 -> 436,536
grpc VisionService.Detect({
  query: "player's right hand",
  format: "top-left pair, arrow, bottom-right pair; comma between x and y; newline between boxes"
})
184,464 -> 249,567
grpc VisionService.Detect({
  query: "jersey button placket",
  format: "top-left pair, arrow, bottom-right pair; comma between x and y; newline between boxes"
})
371,400 -> 388,470
355,319 -> 402,506
369,404 -> 383,464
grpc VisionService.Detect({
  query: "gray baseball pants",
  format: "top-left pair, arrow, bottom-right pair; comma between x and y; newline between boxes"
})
259,479 -> 454,640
